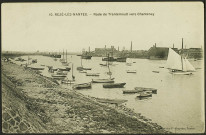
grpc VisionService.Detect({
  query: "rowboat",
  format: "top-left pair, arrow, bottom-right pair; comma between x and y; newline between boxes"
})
103,83 -> 126,88
152,71 -> 159,73
77,66 -> 92,71
73,83 -> 92,89
135,87 -> 157,94
92,78 -> 115,83
126,63 -> 132,66
51,74 -> 67,80
137,92 -> 152,98
79,70 -> 87,73
86,73 -> 100,76
58,67 -> 71,71
123,89 -> 140,94
95,98 -> 128,104
61,79 -> 75,84
126,70 -> 136,73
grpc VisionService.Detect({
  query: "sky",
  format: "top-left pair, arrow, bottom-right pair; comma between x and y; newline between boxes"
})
2,2 -> 204,53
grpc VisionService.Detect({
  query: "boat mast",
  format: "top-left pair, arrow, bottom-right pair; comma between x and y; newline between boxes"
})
107,53 -> 111,79
81,49 -> 83,67
63,49 -> 65,61
28,56 -> 29,65
66,50 -> 67,63
181,38 -> 184,71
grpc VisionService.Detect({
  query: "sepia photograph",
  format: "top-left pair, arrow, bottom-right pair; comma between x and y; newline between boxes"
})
1,2 -> 204,134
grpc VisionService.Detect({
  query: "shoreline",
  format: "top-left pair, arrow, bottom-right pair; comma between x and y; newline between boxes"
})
2,60 -> 170,133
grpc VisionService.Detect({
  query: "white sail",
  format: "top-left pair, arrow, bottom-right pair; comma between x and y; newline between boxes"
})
166,48 -> 182,70
166,48 -> 196,72
183,58 -> 196,71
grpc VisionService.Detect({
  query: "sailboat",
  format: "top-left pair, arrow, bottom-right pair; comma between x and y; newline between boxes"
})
60,49 -> 65,63
92,54 -> 115,83
166,38 -> 195,75
62,50 -> 69,66
81,47 -> 92,59
77,49 -> 92,71
61,63 -> 75,84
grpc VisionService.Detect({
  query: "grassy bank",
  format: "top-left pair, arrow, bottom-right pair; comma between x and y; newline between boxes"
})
2,60 -> 170,133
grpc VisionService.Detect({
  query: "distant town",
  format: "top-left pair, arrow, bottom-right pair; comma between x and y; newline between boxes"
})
2,42 -> 203,60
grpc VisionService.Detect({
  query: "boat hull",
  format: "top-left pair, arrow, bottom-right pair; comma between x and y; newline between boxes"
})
170,71 -> 192,75
81,55 -> 92,59
103,83 -> 126,88
92,78 -> 114,83
96,98 -> 127,104
73,83 -> 91,89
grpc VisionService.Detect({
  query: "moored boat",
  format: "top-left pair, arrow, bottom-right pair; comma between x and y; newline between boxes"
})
51,74 -> 67,80
126,63 -> 132,66
92,78 -> 115,83
103,83 -> 126,88
123,89 -> 140,94
58,67 -> 71,71
137,92 -> 152,98
73,82 -> 92,89
95,98 -> 128,104
152,71 -> 159,73
126,70 -> 136,73
135,87 -> 157,94
116,57 -> 127,62
86,73 -> 100,76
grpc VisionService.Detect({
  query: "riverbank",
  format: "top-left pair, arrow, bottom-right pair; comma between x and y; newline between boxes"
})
2,60 -> 170,133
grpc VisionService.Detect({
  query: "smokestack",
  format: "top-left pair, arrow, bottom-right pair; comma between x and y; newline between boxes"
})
118,46 -> 119,51
173,44 -> 174,48
131,41 -> 132,52
89,47 -> 90,52
182,38 -> 183,49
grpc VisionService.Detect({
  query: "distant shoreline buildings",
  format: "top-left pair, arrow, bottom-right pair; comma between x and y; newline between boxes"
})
85,43 -> 203,60
2,42 -> 203,60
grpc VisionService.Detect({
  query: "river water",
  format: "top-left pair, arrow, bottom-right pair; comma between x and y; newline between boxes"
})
16,55 -> 204,133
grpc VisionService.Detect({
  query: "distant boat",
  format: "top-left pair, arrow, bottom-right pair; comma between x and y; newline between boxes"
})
73,82 -> 92,89
116,57 -> 127,62
32,59 -> 37,63
81,47 -> 92,59
126,63 -> 132,66
126,70 -> 136,73
102,57 -> 117,61
166,39 -> 195,75
58,67 -> 71,71
86,73 -> 100,76
81,55 -> 92,59
95,98 -> 128,104
103,83 -> 126,88
152,71 -> 159,73
77,51 -> 92,71
79,70 -> 87,73
159,66 -> 164,68
61,78 -> 75,84
137,92 -> 152,98
51,74 -> 67,79
62,63 -> 75,84
92,78 -> 115,83
56,70 -> 68,75
135,87 -> 157,94
123,89 -> 140,94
